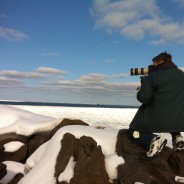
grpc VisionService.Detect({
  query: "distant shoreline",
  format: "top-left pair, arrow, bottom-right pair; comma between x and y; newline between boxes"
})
0,101 -> 138,109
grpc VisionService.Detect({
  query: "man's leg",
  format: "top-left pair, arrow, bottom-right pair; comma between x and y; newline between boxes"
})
128,128 -> 155,150
171,132 -> 184,151
128,129 -> 167,157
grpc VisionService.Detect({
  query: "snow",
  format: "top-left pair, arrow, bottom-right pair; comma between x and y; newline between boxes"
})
12,105 -> 137,129
20,125 -> 123,184
105,153 -> 125,182
175,176 -> 184,182
0,105 -> 58,136
0,161 -> 25,184
4,141 -> 24,152
0,104 -> 183,183
0,105 -> 128,184
25,141 -> 48,171
58,156 -> 75,183
4,105 -> 175,147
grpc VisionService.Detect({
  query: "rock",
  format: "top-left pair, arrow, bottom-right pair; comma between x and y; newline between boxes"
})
0,133 -> 28,162
8,173 -> 24,184
2,119 -> 184,184
0,162 -> 7,180
168,151 -> 184,176
50,118 -> 88,137
0,161 -> 26,184
116,129 -> 184,184
54,133 -> 77,183
28,118 -> 89,156
0,119 -> 89,160
71,135 -> 110,184
1,145 -> 28,163
0,133 -> 27,145
54,133 -> 112,184
27,131 -> 51,156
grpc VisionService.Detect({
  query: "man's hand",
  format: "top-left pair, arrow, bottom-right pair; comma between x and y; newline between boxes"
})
140,75 -> 147,83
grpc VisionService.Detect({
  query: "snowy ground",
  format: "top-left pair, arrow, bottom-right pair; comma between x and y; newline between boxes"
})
12,105 -> 137,129
0,104 -> 180,184
11,105 -> 175,144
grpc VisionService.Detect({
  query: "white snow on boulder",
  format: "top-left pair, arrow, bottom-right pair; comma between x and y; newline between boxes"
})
4,141 -> 24,152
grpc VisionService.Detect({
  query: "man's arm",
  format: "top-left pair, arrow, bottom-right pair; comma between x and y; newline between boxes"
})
137,76 -> 154,104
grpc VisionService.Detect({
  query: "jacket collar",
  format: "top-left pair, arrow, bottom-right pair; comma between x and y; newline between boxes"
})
152,61 -> 177,72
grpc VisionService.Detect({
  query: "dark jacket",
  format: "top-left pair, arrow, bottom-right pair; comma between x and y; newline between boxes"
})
129,61 -> 184,133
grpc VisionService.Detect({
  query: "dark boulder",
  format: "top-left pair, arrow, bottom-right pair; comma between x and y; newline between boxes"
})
71,135 -> 110,184
50,118 -> 88,137
8,173 -> 24,184
0,162 -> 7,180
27,131 -> 51,156
0,119 -> 89,161
116,129 -> 184,184
0,133 -> 27,162
54,133 -> 113,184
2,119 -> 184,184
28,118 -> 89,156
54,133 -> 77,183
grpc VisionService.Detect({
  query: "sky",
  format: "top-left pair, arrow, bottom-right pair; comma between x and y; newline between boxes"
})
0,0 -> 184,106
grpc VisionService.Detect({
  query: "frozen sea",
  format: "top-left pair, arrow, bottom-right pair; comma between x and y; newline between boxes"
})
11,105 -> 137,129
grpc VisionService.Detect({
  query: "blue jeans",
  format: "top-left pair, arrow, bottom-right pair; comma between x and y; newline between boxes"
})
128,129 -> 155,150
128,128 -> 181,151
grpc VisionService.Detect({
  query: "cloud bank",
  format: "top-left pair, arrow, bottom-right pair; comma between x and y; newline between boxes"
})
0,67 -> 138,104
91,0 -> 184,45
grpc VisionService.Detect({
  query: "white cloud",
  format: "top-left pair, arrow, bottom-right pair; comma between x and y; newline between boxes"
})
26,72 -> 46,78
0,27 -> 29,41
0,67 -> 138,103
0,70 -> 45,79
36,67 -> 67,75
41,52 -> 60,57
47,80 -> 74,86
179,67 -> 184,71
91,0 -> 184,44
43,72 -> 138,97
114,73 -> 129,78
0,77 -> 23,86
0,70 -> 25,78
76,73 -> 108,85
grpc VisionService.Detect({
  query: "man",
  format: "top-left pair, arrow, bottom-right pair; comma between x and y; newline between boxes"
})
129,52 -> 184,157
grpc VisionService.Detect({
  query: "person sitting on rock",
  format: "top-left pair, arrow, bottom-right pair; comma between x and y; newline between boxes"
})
128,51 -> 184,157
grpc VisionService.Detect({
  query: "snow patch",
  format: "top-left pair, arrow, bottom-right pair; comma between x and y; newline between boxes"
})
175,176 -> 184,183
105,153 -> 124,182
0,161 -> 25,184
4,141 -> 24,152
58,156 -> 75,183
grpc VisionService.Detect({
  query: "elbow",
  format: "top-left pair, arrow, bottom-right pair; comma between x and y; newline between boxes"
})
137,94 -> 152,104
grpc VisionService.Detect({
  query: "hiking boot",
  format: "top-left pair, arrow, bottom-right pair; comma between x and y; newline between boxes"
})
173,135 -> 184,151
146,136 -> 167,157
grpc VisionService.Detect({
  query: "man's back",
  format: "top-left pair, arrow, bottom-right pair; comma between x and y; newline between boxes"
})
149,68 -> 184,107
131,67 -> 184,132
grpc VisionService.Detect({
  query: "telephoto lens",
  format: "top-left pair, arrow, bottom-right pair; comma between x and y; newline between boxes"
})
130,65 -> 154,76
130,68 -> 149,76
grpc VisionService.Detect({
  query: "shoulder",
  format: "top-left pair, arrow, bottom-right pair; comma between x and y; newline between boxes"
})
149,68 -> 179,76
177,68 -> 184,74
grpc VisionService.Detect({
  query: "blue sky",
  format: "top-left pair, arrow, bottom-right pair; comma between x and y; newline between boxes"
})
0,0 -> 184,105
